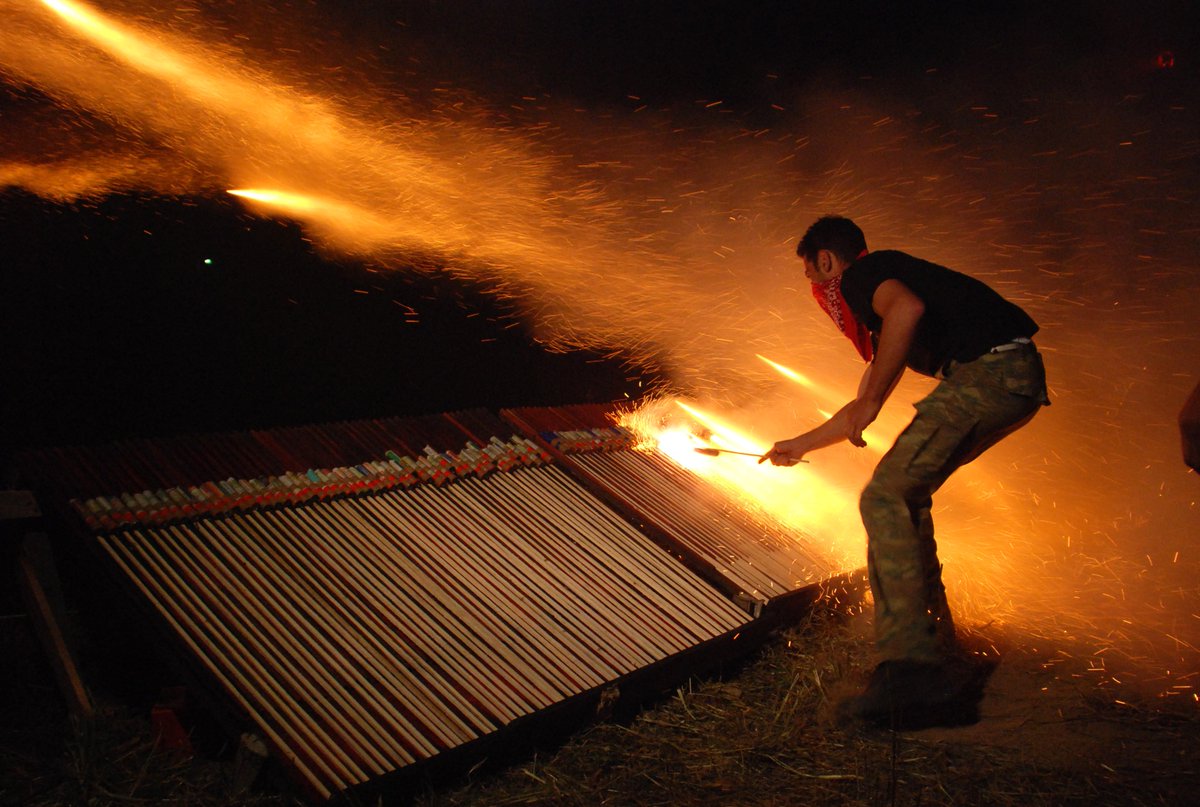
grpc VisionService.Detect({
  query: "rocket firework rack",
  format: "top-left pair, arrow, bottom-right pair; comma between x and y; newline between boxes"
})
502,404 -> 843,617
15,409 -> 767,803
69,435 -> 550,532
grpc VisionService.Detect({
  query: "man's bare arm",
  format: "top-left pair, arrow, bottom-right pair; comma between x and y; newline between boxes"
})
762,279 -> 921,465
761,363 -> 875,465
842,279 -> 923,444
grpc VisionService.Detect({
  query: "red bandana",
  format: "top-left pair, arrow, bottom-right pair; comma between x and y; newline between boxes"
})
811,252 -> 873,362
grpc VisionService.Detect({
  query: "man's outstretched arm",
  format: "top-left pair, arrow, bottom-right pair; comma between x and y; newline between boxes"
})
760,363 -> 877,465
762,279 -> 923,465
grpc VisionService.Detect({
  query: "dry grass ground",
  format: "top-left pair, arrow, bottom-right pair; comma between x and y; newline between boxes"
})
421,606 -> 1200,807
3,602 -> 1197,806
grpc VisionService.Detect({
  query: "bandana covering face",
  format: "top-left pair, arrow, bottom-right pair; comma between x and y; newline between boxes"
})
812,274 -> 874,363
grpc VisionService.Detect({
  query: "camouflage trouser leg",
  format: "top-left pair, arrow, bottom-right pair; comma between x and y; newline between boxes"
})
861,346 -> 1048,663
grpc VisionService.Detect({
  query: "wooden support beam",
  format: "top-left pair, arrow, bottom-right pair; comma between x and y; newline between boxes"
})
17,532 -> 94,718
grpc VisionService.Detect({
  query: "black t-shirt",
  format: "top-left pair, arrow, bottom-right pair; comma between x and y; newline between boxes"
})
840,250 -> 1039,377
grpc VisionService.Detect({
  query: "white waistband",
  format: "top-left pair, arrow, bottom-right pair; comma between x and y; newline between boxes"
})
989,337 -> 1033,354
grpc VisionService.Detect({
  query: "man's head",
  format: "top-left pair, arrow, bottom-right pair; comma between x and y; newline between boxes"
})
797,215 -> 867,283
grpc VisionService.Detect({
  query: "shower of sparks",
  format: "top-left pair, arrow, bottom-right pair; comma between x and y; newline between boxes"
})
2,0 -> 1198,707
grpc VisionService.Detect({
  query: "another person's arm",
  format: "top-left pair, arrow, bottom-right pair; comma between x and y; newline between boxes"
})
1181,380 -> 1200,472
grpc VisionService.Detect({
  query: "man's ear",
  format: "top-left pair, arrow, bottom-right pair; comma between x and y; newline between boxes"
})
818,250 -> 832,272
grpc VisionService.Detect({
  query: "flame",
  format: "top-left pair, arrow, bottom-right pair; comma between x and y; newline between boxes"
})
225,187 -> 400,243
756,353 -> 817,389
621,398 -> 864,570
34,0 -> 347,151
39,0 -> 222,101
228,188 -> 321,213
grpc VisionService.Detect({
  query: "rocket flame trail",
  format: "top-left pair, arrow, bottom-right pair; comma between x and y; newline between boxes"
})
38,0 -> 223,99
227,189 -> 320,212
757,354 -> 817,389
2,1 -> 1198,707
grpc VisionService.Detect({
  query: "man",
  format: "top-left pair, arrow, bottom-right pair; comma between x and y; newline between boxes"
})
762,215 -> 1049,730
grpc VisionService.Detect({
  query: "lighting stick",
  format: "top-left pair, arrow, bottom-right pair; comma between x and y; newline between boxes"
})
580,451 -> 808,595
693,447 -> 808,462
641,450 -> 834,573
642,449 -> 828,580
571,452 -> 776,600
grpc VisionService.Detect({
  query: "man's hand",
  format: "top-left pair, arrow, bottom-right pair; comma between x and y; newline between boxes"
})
844,396 -> 883,448
760,436 -> 809,466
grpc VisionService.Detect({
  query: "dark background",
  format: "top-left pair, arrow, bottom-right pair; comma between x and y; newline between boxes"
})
1,0 -> 1194,459
0,190 -> 635,453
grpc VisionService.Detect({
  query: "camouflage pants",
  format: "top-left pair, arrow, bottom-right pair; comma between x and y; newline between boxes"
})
861,344 -> 1048,663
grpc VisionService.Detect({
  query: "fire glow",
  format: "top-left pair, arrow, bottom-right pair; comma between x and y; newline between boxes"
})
2,0 -> 1197,707
620,397 -> 863,572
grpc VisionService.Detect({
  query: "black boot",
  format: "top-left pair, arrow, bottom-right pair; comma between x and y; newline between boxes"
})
836,656 -> 994,731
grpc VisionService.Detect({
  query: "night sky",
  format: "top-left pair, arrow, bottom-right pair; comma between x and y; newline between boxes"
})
1,0 -> 1195,458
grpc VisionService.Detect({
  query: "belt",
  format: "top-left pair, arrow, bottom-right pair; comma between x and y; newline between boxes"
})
989,337 -> 1033,354
937,338 -> 1034,379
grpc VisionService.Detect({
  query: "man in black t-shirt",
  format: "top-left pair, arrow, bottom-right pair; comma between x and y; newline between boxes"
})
762,215 -> 1049,730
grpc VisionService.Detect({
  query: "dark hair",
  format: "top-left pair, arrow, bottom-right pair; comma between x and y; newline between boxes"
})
796,215 -> 867,263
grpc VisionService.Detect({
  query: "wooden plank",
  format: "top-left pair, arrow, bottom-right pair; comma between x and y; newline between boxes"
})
17,533 -> 93,718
